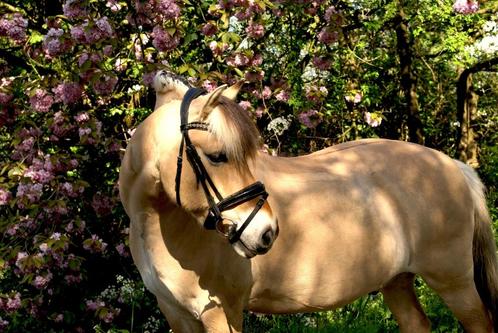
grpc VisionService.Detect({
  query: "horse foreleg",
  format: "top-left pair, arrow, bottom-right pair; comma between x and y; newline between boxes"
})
157,297 -> 204,333
381,273 -> 431,332
200,304 -> 243,333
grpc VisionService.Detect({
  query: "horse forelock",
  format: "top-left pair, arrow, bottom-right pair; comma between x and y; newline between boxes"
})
206,96 -> 260,168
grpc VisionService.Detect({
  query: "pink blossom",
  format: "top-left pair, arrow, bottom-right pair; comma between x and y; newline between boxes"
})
5,293 -> 21,312
0,13 -> 28,44
298,109 -> 322,129
83,234 -> 108,253
262,86 -> 272,99
201,22 -> 218,36
63,0 -> 88,19
156,0 -> 181,19
318,28 -> 339,45
238,100 -> 252,110
275,90 -> 290,102
92,75 -> 118,95
0,187 -> 11,205
152,25 -> 180,51
255,106 -> 264,118
16,183 -> 44,205
53,82 -> 82,105
324,6 -> 337,22
453,0 -> 479,14
209,41 -> 227,56
244,70 -> 264,82
0,92 -> 13,105
65,274 -> 82,284
74,112 -> 90,123
86,299 -> 105,311
250,53 -> 263,66
91,193 -> 114,216
77,52 -> 89,67
43,28 -> 72,57
106,0 -> 122,12
142,71 -> 156,86
312,56 -> 331,70
202,80 -> 218,92
54,314 -> 64,323
32,273 -> 53,289
246,22 -> 265,39
15,252 -> 28,269
0,317 -> 8,330
103,44 -> 113,56
364,112 -> 382,127
115,243 -> 129,257
29,89 -> 54,113
96,17 -> 114,37
70,25 -> 86,44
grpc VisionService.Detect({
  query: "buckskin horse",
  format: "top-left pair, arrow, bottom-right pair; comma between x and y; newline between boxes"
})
118,71 -> 498,332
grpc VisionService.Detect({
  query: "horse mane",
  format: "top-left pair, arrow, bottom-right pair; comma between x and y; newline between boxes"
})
207,96 -> 261,169
153,70 -> 191,107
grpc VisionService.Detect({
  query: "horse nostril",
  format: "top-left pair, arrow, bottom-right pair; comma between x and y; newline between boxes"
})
261,228 -> 274,248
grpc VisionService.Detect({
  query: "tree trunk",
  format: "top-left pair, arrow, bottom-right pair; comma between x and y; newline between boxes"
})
395,8 -> 424,144
455,57 -> 498,167
456,71 -> 479,167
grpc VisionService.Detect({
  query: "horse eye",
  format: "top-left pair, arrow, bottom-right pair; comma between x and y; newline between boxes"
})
205,152 -> 228,165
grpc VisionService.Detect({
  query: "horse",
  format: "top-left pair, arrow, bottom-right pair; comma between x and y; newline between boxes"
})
118,71 -> 498,332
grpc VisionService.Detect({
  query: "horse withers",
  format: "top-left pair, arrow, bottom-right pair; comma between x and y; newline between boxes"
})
119,71 -> 498,332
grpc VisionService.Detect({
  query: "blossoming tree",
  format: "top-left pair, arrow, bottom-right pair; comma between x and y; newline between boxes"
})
0,0 -> 497,331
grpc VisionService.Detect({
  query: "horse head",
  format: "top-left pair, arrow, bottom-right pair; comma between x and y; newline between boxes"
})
153,71 -> 278,258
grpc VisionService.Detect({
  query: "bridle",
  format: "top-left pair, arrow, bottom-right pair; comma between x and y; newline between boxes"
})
174,87 -> 269,244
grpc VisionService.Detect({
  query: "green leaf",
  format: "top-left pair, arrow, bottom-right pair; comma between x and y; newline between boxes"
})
28,31 -> 43,45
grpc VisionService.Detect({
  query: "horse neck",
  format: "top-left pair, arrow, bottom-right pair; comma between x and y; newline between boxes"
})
154,91 -> 186,110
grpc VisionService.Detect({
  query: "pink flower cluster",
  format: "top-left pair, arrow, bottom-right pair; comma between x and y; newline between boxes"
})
0,187 -> 11,205
24,156 -> 55,184
151,25 -> 180,52
12,127 -> 41,161
298,109 -> 322,129
0,293 -> 22,313
305,85 -> 328,102
275,90 -> 290,102
92,75 -> 118,95
70,17 -> 114,45
209,41 -> 229,56
91,193 -> 114,216
63,0 -> 89,19
318,28 -> 339,45
453,0 -> 479,14
0,13 -> 28,44
16,183 -> 44,206
32,272 -> 53,289
86,299 -> 120,323
50,111 -> 75,140
83,234 -> 108,253
53,82 -> 83,105
59,182 -> 84,198
29,89 -> 54,113
312,56 -> 332,70
246,21 -> 264,39
156,0 -> 181,19
43,28 -> 73,57
202,22 -> 217,36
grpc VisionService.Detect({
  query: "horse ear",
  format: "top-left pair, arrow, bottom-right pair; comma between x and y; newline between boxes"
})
222,81 -> 243,101
199,85 -> 227,120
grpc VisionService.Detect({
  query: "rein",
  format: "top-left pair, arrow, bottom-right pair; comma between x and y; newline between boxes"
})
175,87 -> 269,244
